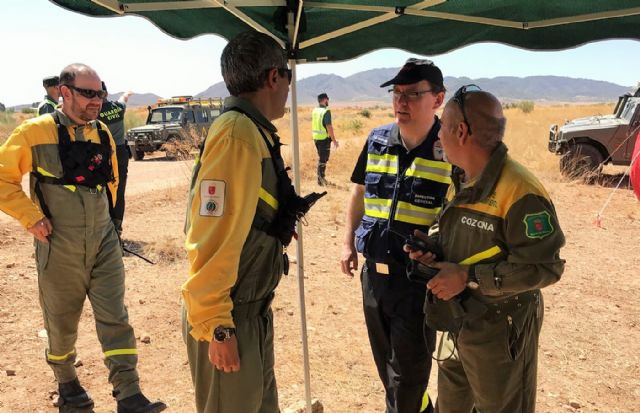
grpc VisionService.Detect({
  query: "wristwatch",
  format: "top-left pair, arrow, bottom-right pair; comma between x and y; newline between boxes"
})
213,326 -> 236,343
466,265 -> 480,290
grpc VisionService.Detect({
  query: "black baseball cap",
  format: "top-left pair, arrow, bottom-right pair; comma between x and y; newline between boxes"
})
380,58 -> 444,89
43,76 -> 59,87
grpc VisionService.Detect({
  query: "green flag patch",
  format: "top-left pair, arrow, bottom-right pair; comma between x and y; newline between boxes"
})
523,211 -> 554,239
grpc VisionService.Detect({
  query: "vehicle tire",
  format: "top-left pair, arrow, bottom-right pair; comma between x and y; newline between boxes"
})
134,150 -> 145,161
559,143 -> 604,181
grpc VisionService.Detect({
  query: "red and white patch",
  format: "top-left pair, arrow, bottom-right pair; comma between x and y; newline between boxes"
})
199,180 -> 225,217
432,140 -> 444,160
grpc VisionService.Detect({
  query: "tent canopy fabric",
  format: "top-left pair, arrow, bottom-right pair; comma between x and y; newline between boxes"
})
51,0 -> 640,63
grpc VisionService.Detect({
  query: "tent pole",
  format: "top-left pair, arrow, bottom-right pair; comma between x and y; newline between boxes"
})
288,8 -> 313,412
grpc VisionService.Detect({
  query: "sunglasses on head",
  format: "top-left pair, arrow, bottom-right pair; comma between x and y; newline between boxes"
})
452,84 -> 482,135
63,84 -> 108,100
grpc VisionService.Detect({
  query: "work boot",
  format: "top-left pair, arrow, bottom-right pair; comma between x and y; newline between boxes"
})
318,176 -> 328,186
58,378 -> 94,412
117,393 -> 167,413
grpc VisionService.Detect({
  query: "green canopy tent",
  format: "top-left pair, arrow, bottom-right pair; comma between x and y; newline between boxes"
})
49,1 -> 640,410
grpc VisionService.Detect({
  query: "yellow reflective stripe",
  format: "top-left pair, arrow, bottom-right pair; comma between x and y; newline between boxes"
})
63,185 -> 77,192
364,197 -> 392,219
405,158 -> 452,184
104,348 -> 138,358
394,201 -> 440,226
96,184 -> 103,191
459,246 -> 502,265
259,187 -> 278,210
47,349 -> 75,361
366,153 -> 398,174
36,166 -> 57,178
420,389 -> 431,412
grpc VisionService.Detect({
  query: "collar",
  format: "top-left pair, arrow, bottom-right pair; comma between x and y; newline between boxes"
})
451,142 -> 508,204
56,109 -> 98,129
389,115 -> 440,151
224,96 -> 277,133
45,95 -> 57,103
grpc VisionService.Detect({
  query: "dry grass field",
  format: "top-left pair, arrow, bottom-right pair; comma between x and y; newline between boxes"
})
1,102 -> 639,413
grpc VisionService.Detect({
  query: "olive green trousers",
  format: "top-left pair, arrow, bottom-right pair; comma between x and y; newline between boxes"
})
435,295 -> 543,413
35,186 -> 140,400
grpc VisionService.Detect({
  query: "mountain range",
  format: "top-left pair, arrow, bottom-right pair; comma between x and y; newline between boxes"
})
6,71 -> 634,110
195,70 -> 634,105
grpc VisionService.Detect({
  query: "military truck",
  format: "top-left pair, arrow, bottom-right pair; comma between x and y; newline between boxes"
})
548,87 -> 640,178
126,96 -> 223,161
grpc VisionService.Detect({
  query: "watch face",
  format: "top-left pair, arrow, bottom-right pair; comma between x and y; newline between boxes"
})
213,327 -> 227,342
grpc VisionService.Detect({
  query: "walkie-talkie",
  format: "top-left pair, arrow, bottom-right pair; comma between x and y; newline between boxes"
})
387,228 -> 442,284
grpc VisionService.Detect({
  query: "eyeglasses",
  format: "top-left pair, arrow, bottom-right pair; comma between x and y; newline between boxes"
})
64,84 -> 108,100
388,88 -> 433,101
452,84 -> 482,135
279,67 -> 292,84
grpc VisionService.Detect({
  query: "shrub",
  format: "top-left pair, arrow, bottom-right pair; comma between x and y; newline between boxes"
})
345,118 -> 364,133
518,100 -> 535,113
358,109 -> 371,118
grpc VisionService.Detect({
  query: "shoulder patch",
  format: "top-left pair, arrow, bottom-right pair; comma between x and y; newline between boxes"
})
199,180 -> 226,217
523,211 -> 554,239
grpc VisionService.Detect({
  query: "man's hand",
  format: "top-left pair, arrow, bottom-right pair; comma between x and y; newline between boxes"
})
404,229 -> 437,264
332,139 -> 339,149
27,217 -> 53,243
208,336 -> 240,373
340,242 -> 358,277
426,262 -> 469,301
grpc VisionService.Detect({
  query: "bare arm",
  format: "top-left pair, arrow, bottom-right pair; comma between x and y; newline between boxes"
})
326,124 -> 339,148
340,183 -> 365,276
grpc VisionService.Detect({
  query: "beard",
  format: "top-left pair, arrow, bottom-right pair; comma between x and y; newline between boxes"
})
72,100 -> 101,122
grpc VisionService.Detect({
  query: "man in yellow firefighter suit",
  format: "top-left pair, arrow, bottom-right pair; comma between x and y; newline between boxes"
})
0,63 -> 166,413
408,86 -> 566,413
182,31 -> 291,413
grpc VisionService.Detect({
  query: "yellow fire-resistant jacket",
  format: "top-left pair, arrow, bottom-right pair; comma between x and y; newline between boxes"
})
183,97 -> 283,341
0,110 -> 119,229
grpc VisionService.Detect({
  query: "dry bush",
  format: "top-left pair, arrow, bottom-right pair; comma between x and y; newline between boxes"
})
147,235 -> 185,264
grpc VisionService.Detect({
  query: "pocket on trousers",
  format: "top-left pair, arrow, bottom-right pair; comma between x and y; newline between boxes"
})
35,240 -> 51,273
505,312 -> 526,361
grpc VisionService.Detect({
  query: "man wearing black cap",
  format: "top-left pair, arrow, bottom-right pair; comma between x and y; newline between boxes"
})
38,76 -> 61,115
311,92 -> 339,186
340,58 -> 452,413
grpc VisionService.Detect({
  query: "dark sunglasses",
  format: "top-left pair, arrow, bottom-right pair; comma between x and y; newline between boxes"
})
278,67 -> 292,84
63,84 -> 108,100
452,84 -> 482,135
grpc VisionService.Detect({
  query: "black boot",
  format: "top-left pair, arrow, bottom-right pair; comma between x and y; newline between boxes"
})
117,393 -> 167,413
58,378 -> 94,412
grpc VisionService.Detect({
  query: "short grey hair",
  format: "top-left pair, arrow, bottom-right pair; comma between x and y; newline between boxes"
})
221,31 -> 287,96
59,63 -> 98,87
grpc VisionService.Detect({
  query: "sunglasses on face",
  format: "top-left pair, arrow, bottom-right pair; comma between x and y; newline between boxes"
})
388,88 -> 433,101
63,84 -> 108,100
452,84 -> 482,135
277,67 -> 292,84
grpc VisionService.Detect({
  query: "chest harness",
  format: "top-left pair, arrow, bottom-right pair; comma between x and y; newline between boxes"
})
197,107 -> 325,249
32,112 -> 114,218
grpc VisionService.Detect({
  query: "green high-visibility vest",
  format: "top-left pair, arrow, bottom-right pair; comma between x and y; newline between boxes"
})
311,107 -> 329,140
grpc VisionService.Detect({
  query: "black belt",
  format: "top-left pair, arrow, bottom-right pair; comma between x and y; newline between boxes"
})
484,290 -> 540,317
232,293 -> 275,320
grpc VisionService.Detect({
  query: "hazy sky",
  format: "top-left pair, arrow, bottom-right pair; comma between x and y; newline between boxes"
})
2,0 -> 640,106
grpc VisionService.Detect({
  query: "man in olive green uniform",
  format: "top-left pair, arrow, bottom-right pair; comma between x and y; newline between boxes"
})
408,86 -> 566,413
99,82 -> 133,235
37,75 -> 61,115
0,64 -> 165,413
182,31 -> 291,413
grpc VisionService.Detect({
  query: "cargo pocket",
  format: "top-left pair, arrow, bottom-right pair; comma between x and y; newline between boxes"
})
35,240 -> 51,273
354,219 -> 374,254
505,312 -> 526,361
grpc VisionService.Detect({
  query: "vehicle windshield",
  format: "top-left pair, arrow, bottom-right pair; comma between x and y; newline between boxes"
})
149,107 -> 183,124
620,99 -> 639,122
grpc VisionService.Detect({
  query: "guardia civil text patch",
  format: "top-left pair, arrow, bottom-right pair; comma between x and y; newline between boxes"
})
199,180 -> 225,217
523,211 -> 554,239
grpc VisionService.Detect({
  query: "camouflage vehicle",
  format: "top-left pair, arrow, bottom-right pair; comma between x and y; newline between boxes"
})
548,87 -> 640,178
126,96 -> 223,161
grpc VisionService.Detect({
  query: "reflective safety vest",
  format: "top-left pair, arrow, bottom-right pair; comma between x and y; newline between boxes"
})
37,96 -> 58,116
311,107 -> 329,140
355,122 -> 451,265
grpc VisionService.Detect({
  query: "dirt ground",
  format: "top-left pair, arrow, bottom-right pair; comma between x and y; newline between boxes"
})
1,108 -> 640,412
